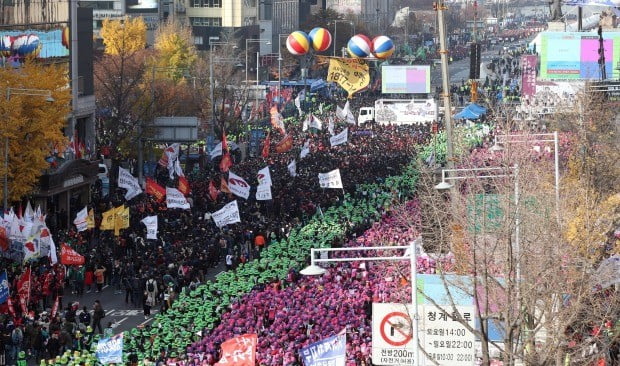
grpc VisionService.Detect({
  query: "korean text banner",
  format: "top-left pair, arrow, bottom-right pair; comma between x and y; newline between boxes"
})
327,58 -> 370,97
299,333 -> 346,366
96,333 -> 123,364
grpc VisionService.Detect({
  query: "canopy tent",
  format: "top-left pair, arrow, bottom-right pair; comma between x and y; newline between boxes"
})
466,103 -> 487,115
454,107 -> 481,120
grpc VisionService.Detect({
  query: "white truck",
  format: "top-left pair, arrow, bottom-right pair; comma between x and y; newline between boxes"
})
358,98 -> 438,125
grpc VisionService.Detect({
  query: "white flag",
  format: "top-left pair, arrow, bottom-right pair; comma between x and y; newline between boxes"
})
210,142 -> 223,159
302,114 -> 310,132
211,200 -> 241,228
309,114 -> 323,130
330,128 -> 348,147
318,102 -> 323,114
318,169 -> 343,189
336,104 -> 346,120
257,166 -> 272,186
288,160 -> 297,177
24,202 -> 34,223
256,184 -> 272,201
343,100 -> 356,124
295,90 -> 305,116
73,207 -> 88,232
118,167 -> 143,200
165,143 -> 180,179
48,235 -> 58,264
166,187 -> 191,209
300,140 -> 310,160
228,171 -> 251,200
174,158 -> 185,177
328,116 -> 335,136
141,216 -> 158,240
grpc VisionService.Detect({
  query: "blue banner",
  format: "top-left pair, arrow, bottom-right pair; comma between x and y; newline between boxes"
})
0,271 -> 9,304
299,333 -> 346,366
96,333 -> 123,364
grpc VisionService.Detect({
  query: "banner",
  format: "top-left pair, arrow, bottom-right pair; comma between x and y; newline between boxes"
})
166,187 -> 191,209
96,333 -> 124,364
275,134 -> 293,153
299,332 -> 346,366
50,295 -> 59,319
87,209 -> 95,229
73,207 -> 88,232
146,178 -> 166,202
262,133 -> 271,158
330,128 -> 348,147
318,169 -> 343,189
118,167 -> 142,201
0,270 -> 9,304
256,184 -> 272,201
114,206 -> 129,236
100,208 -> 116,230
214,334 -> 257,366
288,160 -> 297,177
521,54 -> 538,97
17,267 -> 30,313
141,216 -> 158,240
60,244 -> 85,266
257,166 -> 272,186
327,58 -> 370,97
220,177 -> 231,194
158,143 -> 180,167
23,235 -> 40,263
210,142 -> 223,159
211,201 -> 241,228
174,158 -> 184,177
270,106 -> 286,133
178,176 -> 191,196
328,116 -> 335,136
228,171 -> 251,200
209,180 -> 219,201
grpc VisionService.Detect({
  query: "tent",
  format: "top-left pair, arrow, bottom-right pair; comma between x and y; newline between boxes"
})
466,103 -> 487,115
454,107 -> 481,120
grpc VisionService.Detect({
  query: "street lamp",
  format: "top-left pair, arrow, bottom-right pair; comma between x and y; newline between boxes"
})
277,34 -> 288,108
4,88 -> 55,210
331,20 -> 355,57
489,132 -> 560,219
245,39 -> 271,84
301,243 -> 420,365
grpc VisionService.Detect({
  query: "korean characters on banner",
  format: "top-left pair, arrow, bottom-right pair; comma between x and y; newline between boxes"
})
318,169 -> 343,189
423,305 -> 476,365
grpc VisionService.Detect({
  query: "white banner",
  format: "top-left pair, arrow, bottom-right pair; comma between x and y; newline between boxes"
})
211,200 -> 241,228
210,142 -> 222,159
310,114 -> 323,130
257,166 -> 272,186
228,171 -> 250,200
118,167 -> 142,200
165,143 -> 180,179
141,216 -> 158,240
166,187 -> 190,209
330,128 -> 348,147
174,158 -> 184,177
318,169 -> 343,189
288,160 -> 297,177
328,116 -> 335,136
256,184 -> 272,201
73,207 -> 88,232
300,143 -> 310,160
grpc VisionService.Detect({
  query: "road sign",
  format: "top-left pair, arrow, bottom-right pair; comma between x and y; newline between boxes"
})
372,303 -> 417,365
422,305 -> 476,366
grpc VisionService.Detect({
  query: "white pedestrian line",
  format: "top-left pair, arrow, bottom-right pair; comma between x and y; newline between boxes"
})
102,285 -> 109,289
139,317 -> 154,326
215,271 -> 225,277
111,317 -> 129,328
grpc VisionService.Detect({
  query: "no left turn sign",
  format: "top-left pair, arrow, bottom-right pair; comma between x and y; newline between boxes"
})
380,311 -> 413,346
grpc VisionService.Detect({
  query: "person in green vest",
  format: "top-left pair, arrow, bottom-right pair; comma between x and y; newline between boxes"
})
17,351 -> 27,366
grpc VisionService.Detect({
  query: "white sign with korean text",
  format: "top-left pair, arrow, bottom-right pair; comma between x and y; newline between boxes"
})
422,305 -> 475,366
211,200 -> 241,228
318,169 -> 343,189
372,303 -> 418,366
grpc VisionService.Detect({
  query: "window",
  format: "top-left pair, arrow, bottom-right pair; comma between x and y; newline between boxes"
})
190,17 -> 222,26
212,0 -> 220,7
192,0 -> 201,7
212,17 -> 221,26
193,36 -> 203,45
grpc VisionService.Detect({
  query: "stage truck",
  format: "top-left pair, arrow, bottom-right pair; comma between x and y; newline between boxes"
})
358,98 -> 438,125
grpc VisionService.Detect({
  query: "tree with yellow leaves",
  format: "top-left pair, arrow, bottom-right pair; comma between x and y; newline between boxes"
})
100,17 -> 147,56
0,61 -> 71,205
152,20 -> 197,82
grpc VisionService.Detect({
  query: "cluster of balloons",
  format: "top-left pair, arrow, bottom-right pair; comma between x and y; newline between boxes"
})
286,27 -> 332,56
347,34 -> 394,59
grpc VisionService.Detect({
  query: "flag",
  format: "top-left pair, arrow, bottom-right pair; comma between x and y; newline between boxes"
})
141,216 -> 158,240
330,128 -> 348,147
288,160 -> 297,177
210,142 -> 223,159
87,209 -> 95,229
17,267 -> 31,313
0,270 -> 9,304
24,202 -> 34,223
327,58 -> 370,97
256,184 -> 272,201
178,176 -> 191,196
100,208 -> 116,231
318,169 -> 343,189
48,233 -> 58,265
300,140 -> 310,160
166,187 -> 191,209
302,114 -> 310,132
23,235 -> 40,263
336,104 -> 346,120
214,334 -> 257,366
220,133 -> 233,173
309,114 -> 323,130
60,244 -> 85,266
118,167 -> 142,201
146,178 -> 166,202
328,116 -> 335,136
174,158 -> 185,177
299,332 -> 346,366
220,177 -> 231,194
294,90 -> 305,116
114,206 -> 130,232
227,171 -> 251,200
208,180 -> 219,201
257,166 -> 272,187
211,200 -> 241,228
275,134 -> 293,153
270,106 -> 285,133
159,143 -> 180,167
261,132 -> 271,158
50,295 -> 60,319
73,207 -> 89,232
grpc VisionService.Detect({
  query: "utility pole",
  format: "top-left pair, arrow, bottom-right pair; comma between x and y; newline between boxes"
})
435,0 -> 454,168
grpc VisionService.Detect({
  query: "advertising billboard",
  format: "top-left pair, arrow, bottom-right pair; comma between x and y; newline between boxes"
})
0,27 -> 69,65
381,65 -> 431,94
126,0 -> 158,13
538,31 -> 620,80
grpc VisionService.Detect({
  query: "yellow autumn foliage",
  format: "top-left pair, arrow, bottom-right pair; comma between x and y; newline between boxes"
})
153,20 -> 197,81
100,17 -> 147,56
0,61 -> 71,204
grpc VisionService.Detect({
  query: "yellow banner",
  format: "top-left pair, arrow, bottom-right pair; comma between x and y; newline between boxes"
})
87,208 -> 95,229
100,208 -> 115,231
115,205 -> 130,230
326,58 -> 370,98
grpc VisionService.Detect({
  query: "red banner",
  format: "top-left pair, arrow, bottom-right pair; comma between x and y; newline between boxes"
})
60,244 -> 85,266
146,178 -> 166,202
214,334 -> 257,366
7,297 -> 16,318
17,268 -> 31,314
220,133 -> 233,172
220,177 -> 231,194
50,295 -> 60,319
208,180 -> 219,201
521,54 -> 538,97
275,134 -> 293,153
261,132 -> 270,158
178,176 -> 191,196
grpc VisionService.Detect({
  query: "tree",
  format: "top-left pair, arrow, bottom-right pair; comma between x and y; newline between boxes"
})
153,20 -> 198,81
0,61 -> 71,204
100,17 -> 147,56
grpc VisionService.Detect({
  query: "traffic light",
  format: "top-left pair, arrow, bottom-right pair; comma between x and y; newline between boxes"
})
469,43 -> 481,79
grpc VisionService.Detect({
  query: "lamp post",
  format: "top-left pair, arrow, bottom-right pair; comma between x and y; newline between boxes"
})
3,88 -> 55,210
489,131 -> 560,220
245,39 -> 271,84
332,20 -> 355,57
300,243 -> 420,365
277,34 -> 288,108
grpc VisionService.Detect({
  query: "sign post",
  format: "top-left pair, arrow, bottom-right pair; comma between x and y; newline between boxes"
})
372,303 -> 417,365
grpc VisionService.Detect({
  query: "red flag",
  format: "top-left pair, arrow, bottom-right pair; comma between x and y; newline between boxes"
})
220,177 -> 231,194
60,244 -> 85,266
214,334 -> 257,366
208,180 -> 219,201
7,297 -> 16,318
178,176 -> 191,196
50,295 -> 60,319
261,132 -> 271,158
275,134 -> 293,153
146,178 -> 166,202
17,268 -> 31,314
0,226 -> 8,251
220,133 -> 233,172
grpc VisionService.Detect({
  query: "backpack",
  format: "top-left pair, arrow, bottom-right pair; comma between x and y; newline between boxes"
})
147,280 -> 155,293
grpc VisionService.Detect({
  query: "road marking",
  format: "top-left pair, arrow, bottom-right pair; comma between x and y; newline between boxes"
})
216,271 -> 225,277
139,317 -> 154,326
111,317 -> 128,328
102,285 -> 109,289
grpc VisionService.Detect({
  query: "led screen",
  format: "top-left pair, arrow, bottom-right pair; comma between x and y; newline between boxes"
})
381,65 -> 431,94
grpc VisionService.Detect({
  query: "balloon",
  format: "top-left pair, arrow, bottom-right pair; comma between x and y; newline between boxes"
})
347,34 -> 372,58
286,31 -> 310,56
308,27 -> 332,52
372,36 -> 395,59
